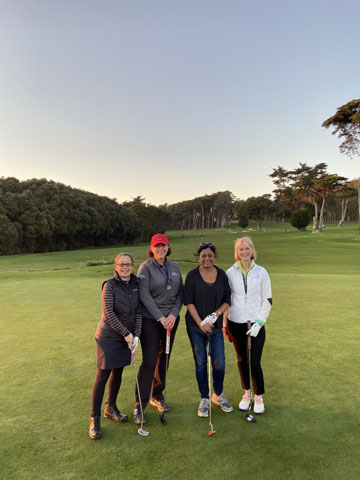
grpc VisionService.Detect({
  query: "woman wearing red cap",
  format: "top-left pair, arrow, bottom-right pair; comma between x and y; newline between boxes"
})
133,233 -> 183,424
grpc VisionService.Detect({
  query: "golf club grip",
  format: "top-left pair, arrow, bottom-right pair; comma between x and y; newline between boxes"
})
165,329 -> 171,354
247,321 -> 252,349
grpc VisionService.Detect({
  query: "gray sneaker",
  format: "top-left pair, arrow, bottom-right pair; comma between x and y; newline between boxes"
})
197,398 -> 210,417
211,392 -> 233,412
150,397 -> 170,413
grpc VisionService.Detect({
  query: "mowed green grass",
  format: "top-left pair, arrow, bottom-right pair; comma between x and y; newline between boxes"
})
1,222 -> 359,480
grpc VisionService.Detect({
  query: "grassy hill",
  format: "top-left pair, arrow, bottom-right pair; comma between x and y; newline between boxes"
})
1,221 -> 359,480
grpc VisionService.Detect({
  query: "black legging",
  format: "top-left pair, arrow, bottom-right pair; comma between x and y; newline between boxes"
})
135,316 -> 179,408
91,367 -> 124,417
228,320 -> 266,395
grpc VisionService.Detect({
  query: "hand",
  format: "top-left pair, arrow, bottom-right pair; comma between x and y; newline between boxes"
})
222,326 -> 233,343
160,316 -> 172,329
166,314 -> 176,330
132,336 -> 139,352
125,332 -> 134,349
246,321 -> 263,338
200,321 -> 213,334
200,312 -> 217,327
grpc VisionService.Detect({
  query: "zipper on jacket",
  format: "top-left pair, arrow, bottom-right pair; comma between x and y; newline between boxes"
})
241,272 -> 248,294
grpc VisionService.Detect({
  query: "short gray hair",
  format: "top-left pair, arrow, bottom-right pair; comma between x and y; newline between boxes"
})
114,252 -> 134,266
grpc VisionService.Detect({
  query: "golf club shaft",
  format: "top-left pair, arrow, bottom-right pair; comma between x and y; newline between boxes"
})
160,329 -> 171,423
247,321 -> 252,412
207,333 -> 214,431
131,349 -> 145,430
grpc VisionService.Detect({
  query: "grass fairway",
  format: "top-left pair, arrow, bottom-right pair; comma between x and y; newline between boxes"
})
1,222 -> 359,480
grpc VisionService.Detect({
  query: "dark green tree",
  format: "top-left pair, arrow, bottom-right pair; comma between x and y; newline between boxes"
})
245,194 -> 273,232
290,209 -> 311,231
123,196 -> 170,242
270,164 -> 348,233
0,177 -> 140,255
0,214 -> 19,254
322,99 -> 360,223
322,99 -> 360,157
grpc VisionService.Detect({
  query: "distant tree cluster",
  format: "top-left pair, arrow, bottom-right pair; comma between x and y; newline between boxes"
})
164,191 -> 285,233
1,165 -> 358,256
322,99 -> 360,158
163,171 -> 358,234
0,178 -> 168,255
270,163 -> 356,233
165,191 -> 236,230
122,196 -> 171,242
322,99 -> 360,223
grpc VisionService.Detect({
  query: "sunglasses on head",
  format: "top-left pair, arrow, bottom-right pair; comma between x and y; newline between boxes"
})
199,242 -> 214,247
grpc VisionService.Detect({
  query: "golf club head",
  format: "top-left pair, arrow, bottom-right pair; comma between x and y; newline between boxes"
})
246,413 -> 256,423
138,428 -> 150,437
159,413 -> 166,425
208,430 -> 216,436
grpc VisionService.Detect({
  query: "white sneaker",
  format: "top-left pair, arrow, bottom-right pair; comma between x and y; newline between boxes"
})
239,392 -> 251,410
253,395 -> 265,414
197,398 -> 210,417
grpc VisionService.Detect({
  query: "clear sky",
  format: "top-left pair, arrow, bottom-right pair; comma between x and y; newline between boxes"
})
1,0 -> 359,205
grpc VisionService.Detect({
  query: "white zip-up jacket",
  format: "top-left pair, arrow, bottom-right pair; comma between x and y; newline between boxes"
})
226,262 -> 272,324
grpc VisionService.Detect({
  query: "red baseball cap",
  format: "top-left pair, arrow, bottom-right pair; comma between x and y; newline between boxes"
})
151,233 -> 169,247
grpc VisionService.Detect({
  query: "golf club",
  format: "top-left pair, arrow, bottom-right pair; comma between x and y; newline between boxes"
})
159,328 -> 171,425
131,348 -> 150,436
207,333 -> 216,436
245,321 -> 256,423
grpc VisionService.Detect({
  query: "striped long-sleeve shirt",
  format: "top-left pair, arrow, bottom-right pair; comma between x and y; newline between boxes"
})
97,273 -> 142,340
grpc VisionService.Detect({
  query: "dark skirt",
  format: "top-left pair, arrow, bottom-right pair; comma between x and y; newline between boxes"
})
96,336 -> 131,369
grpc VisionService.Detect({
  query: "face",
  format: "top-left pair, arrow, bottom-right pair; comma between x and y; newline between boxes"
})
237,241 -> 253,263
151,243 -> 169,262
115,255 -> 134,278
198,247 -> 216,268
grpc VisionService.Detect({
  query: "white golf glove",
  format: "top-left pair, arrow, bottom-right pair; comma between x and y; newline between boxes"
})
246,321 -> 264,337
132,336 -> 139,352
200,312 -> 218,327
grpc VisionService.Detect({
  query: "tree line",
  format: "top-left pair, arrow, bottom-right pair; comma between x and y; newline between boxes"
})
163,165 -> 358,233
0,166 -> 358,255
0,178 -> 169,255
1,99 -> 359,255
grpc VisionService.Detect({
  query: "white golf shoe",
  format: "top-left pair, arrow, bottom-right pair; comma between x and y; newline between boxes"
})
239,392 -> 252,411
253,395 -> 265,414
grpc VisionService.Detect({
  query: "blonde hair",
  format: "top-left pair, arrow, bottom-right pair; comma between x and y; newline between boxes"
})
234,236 -> 257,261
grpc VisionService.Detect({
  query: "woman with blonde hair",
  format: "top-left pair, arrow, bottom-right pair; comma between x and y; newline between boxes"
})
224,237 -> 272,414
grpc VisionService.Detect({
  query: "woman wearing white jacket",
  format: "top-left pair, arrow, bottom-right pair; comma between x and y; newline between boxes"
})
224,236 -> 272,414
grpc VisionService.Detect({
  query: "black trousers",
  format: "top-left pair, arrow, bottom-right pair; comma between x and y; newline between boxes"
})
135,316 -> 179,408
228,320 -> 265,395
91,367 -> 124,417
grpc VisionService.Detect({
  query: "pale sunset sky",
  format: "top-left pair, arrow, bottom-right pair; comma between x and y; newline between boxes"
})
1,0 -> 359,205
